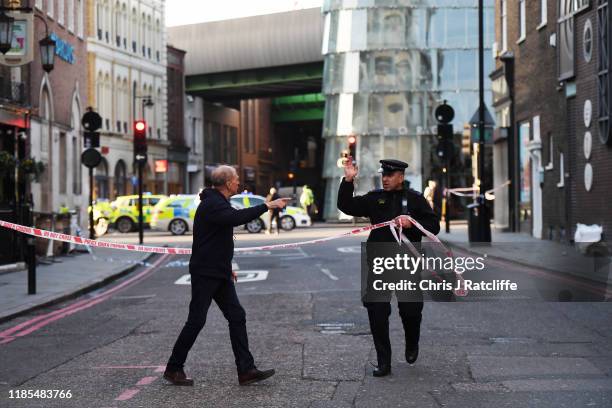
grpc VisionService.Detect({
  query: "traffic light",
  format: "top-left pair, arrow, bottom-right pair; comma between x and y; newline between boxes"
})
133,120 -> 147,161
347,135 -> 357,158
288,172 -> 295,180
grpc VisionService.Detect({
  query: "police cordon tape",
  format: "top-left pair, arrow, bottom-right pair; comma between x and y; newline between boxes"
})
0,217 -> 467,296
0,219 -> 396,254
447,180 -> 511,200
391,216 -> 467,297
1,217 -> 450,255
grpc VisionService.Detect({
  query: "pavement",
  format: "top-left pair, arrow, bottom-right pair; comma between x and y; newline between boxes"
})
440,222 -> 612,286
0,246 -> 153,324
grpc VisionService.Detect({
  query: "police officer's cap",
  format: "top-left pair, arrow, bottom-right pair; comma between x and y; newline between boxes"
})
378,159 -> 408,174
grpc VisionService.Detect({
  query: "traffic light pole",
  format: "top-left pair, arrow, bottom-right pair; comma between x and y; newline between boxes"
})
138,160 -> 144,245
89,166 -> 95,239
477,0 -> 491,242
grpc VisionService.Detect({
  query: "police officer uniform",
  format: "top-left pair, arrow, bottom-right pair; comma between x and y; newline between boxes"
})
337,159 -> 440,376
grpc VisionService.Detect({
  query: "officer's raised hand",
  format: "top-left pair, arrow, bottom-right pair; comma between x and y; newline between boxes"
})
344,156 -> 359,182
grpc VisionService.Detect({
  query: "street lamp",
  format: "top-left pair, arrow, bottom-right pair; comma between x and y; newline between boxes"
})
38,34 -> 55,72
0,11 -> 14,54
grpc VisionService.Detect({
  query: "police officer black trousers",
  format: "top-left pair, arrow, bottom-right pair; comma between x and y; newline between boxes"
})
167,274 -> 255,374
365,301 -> 423,366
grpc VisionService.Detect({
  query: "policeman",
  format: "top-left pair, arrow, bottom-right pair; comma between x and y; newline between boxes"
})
337,158 -> 440,377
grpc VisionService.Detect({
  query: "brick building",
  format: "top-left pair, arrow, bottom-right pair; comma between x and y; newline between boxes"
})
492,0 -> 611,242
29,0 -> 89,219
166,45 -> 187,194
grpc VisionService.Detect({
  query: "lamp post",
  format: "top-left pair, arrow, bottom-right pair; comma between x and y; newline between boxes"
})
476,0 -> 491,242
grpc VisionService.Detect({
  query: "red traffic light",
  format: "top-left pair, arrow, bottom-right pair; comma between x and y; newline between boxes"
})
134,120 -> 146,132
348,135 -> 356,145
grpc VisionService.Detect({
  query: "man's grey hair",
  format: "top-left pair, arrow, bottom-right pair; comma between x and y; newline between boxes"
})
211,165 -> 237,187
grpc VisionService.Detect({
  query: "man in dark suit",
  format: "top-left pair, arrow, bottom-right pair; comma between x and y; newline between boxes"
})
164,165 -> 290,386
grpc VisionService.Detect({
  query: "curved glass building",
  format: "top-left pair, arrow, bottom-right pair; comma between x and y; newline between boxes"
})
321,0 -> 494,219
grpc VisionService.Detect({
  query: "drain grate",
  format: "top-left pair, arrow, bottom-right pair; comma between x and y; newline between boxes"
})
316,322 -> 355,334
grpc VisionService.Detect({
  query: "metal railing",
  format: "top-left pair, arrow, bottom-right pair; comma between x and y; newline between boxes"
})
0,77 -> 26,105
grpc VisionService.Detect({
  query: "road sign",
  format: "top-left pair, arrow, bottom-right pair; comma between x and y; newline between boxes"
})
84,131 -> 100,148
134,153 -> 147,163
81,148 -> 102,168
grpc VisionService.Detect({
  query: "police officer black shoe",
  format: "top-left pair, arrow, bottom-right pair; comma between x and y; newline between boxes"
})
405,345 -> 419,364
372,364 -> 392,377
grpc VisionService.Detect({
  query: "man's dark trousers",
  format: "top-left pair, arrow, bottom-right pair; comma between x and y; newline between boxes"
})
167,274 -> 255,374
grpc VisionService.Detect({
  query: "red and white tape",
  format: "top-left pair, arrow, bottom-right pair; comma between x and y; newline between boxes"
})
390,216 -> 468,297
0,217 -> 466,296
0,219 -> 395,254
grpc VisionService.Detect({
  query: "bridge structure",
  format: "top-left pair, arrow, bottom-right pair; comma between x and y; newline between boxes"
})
167,8 -> 325,122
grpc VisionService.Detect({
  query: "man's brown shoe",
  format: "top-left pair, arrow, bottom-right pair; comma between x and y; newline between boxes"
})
163,369 -> 194,386
238,368 -> 275,385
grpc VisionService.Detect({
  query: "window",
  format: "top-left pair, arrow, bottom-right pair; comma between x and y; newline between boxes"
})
584,18 -> 594,62
68,0 -> 75,32
35,0 -> 42,10
58,0 -> 64,25
501,0 -> 508,51
540,0 -> 548,27
72,136 -> 81,194
59,132 -> 67,194
47,0 -> 54,18
558,0 -> 576,80
518,0 -> 526,42
77,0 -> 84,38
597,0 -> 609,144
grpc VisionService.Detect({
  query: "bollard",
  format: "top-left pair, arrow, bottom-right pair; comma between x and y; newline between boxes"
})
27,236 -> 36,295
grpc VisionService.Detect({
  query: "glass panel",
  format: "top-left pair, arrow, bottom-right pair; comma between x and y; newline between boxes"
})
438,50 -> 457,90
457,50 -> 477,88
446,9 -> 466,47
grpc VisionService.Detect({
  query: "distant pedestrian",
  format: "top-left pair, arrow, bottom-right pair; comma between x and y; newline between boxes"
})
164,165 -> 289,386
300,185 -> 315,217
266,187 -> 281,234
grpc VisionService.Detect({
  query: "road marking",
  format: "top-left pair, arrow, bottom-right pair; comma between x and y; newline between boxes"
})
0,254 -> 170,345
136,376 -> 157,386
94,365 -> 165,371
164,260 -> 189,268
337,246 -> 361,253
114,294 -> 156,300
174,270 -> 269,285
316,322 -> 355,334
232,261 -> 239,270
115,389 -> 140,401
320,267 -> 338,281
316,263 -> 338,281
235,251 -> 272,257
174,275 -> 191,285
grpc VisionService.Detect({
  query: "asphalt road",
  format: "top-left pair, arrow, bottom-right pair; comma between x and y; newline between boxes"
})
0,227 -> 611,407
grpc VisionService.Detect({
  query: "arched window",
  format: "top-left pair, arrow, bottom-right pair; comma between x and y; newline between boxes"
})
95,157 -> 109,199
114,160 -> 127,197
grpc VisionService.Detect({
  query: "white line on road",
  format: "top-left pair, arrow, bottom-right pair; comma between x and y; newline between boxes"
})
317,263 -> 338,281
337,246 -> 361,253
174,270 -> 269,285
